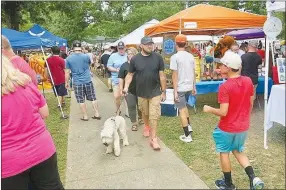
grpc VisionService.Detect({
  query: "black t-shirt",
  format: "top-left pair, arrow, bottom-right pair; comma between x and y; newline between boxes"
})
241,52 -> 262,85
129,52 -> 164,98
101,54 -> 110,67
118,62 -> 136,95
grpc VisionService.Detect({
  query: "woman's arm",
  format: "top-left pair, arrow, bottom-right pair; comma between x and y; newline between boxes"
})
39,104 -> 49,119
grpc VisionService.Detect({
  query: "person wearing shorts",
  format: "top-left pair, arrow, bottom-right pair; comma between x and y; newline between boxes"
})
107,41 -> 127,115
46,46 -> 68,106
65,40 -> 101,121
170,34 -> 196,143
123,36 -> 166,151
203,52 -> 264,190
101,45 -> 112,92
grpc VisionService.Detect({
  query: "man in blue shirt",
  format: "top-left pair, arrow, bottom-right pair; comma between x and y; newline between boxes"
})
107,41 -> 127,114
65,41 -> 101,121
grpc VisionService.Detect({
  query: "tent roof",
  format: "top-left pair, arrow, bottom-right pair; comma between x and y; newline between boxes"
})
25,24 -> 68,47
145,4 -> 267,37
226,28 -> 265,40
2,28 -> 55,49
111,19 -> 162,46
266,1 -> 285,12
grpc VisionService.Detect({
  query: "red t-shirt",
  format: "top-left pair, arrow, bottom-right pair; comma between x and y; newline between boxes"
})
46,55 -> 65,85
257,49 -> 265,60
218,76 -> 254,133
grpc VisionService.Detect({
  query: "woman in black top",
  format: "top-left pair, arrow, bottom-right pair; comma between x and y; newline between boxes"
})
118,47 -> 142,131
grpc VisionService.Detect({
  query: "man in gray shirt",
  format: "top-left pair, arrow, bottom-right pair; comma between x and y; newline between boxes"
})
170,34 -> 196,143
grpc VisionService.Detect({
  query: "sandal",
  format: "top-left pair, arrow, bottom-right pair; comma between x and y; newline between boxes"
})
131,125 -> 138,131
92,116 -> 101,120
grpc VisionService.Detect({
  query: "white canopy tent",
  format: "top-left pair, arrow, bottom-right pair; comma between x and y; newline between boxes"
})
111,19 -> 220,47
264,1 -> 285,149
110,19 -> 162,46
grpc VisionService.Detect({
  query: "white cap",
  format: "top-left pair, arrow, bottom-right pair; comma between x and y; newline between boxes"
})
220,51 -> 242,70
103,44 -> 110,50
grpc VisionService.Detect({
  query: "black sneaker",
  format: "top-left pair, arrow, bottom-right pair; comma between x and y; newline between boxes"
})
109,89 -> 113,92
215,179 -> 236,190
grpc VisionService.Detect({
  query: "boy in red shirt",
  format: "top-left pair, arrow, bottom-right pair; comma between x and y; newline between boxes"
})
203,52 -> 264,190
46,46 -> 67,106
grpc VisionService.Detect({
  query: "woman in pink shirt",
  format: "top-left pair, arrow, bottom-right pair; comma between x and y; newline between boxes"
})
1,56 -> 64,190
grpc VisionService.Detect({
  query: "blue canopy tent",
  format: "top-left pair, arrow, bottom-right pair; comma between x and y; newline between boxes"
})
2,27 -> 68,119
2,28 -> 55,49
25,24 -> 67,47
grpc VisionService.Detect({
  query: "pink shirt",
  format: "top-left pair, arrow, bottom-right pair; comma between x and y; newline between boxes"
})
1,83 -> 56,178
10,55 -> 38,86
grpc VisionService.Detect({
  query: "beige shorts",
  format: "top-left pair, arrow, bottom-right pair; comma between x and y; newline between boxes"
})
253,84 -> 258,100
112,84 -> 119,91
138,95 -> 161,120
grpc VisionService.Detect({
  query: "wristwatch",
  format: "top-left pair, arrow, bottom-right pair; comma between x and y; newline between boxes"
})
161,90 -> 166,93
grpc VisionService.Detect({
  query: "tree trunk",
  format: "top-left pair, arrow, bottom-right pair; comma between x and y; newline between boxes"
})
3,2 -> 21,30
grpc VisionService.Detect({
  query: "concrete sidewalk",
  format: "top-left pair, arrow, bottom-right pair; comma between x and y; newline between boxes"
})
65,76 -> 209,189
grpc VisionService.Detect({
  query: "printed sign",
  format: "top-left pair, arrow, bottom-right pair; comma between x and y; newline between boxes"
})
163,39 -> 175,55
184,22 -> 198,29
263,17 -> 282,40
277,58 -> 286,83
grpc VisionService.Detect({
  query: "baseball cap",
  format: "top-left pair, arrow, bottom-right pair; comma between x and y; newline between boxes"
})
141,36 -> 154,45
220,51 -> 242,70
72,40 -> 82,50
117,41 -> 125,49
175,34 -> 187,43
248,39 -> 259,48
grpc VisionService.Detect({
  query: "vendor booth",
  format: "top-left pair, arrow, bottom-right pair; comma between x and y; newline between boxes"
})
144,4 -> 269,115
2,27 -> 68,119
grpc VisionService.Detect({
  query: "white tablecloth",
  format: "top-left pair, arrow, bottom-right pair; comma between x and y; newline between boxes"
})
266,84 -> 286,130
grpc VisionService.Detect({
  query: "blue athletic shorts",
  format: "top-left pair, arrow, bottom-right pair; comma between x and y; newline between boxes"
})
213,127 -> 247,153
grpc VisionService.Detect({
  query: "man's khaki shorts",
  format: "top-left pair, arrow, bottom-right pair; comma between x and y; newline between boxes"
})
138,95 -> 161,120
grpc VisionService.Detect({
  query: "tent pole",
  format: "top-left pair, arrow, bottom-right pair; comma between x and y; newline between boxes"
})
263,11 -> 271,149
40,46 -> 68,119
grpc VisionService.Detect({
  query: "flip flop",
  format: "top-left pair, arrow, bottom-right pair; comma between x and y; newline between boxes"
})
92,116 -> 101,120
80,117 -> 89,121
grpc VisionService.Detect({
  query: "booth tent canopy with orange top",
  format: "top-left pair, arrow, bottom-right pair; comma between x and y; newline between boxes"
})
145,4 -> 267,37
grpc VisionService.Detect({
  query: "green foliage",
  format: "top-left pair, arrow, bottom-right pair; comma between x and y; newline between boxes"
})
2,1 -> 284,45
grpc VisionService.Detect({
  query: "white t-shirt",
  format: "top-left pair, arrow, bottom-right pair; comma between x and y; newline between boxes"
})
170,51 -> 195,92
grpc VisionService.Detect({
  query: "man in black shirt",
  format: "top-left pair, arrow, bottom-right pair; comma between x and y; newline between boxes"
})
241,40 -> 262,100
101,45 -> 112,92
123,36 -> 166,151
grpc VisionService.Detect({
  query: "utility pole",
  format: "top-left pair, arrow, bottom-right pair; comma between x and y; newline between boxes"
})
185,1 -> 188,9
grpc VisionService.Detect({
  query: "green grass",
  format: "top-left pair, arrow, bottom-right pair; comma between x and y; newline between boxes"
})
44,93 -> 70,184
96,73 -> 285,189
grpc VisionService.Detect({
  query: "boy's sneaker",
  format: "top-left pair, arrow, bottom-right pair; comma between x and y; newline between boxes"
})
188,124 -> 193,132
251,177 -> 264,190
215,179 -> 236,190
179,133 -> 193,143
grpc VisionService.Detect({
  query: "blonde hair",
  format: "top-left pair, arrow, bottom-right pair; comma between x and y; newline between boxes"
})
2,56 -> 31,96
127,47 -> 138,56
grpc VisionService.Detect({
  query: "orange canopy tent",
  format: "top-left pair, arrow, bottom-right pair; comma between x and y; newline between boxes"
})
145,4 -> 267,37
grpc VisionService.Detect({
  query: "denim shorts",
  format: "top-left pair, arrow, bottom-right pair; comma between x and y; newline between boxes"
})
213,127 -> 247,153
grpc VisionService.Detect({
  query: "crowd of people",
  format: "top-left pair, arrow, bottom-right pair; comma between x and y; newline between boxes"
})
2,32 -> 270,190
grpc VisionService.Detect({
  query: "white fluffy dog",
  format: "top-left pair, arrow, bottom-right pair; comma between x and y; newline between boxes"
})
100,116 -> 129,156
